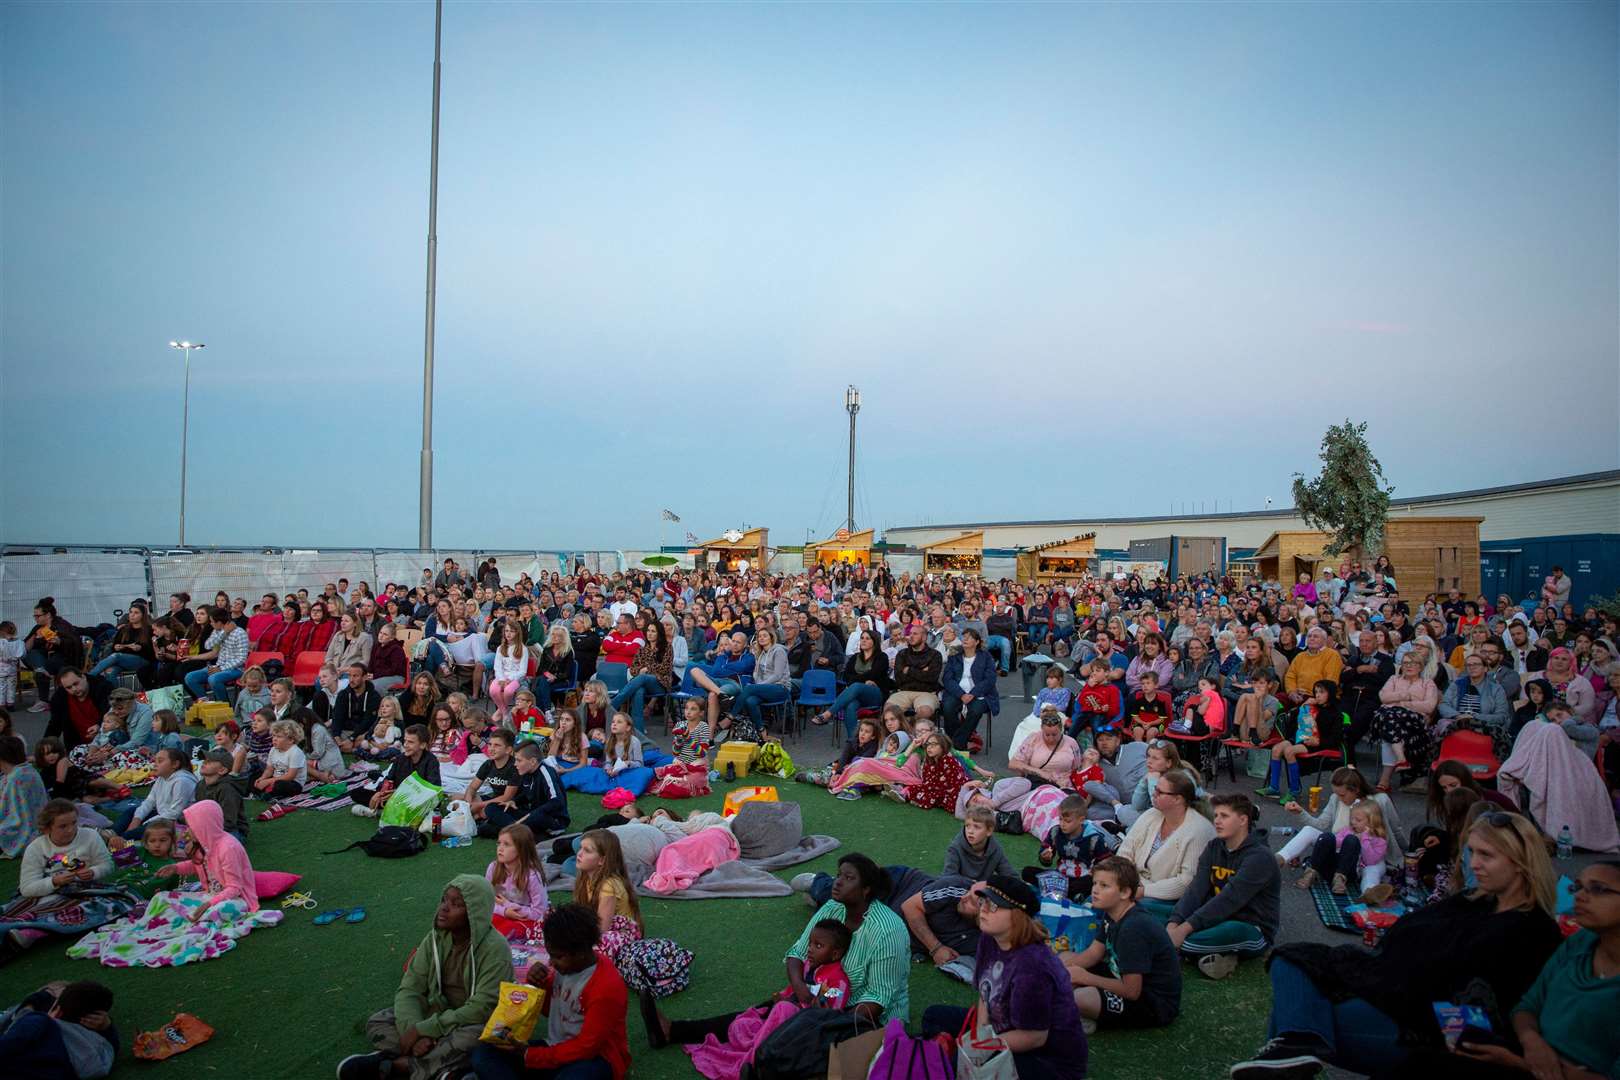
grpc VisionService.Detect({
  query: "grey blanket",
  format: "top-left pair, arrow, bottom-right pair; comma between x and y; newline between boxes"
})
544,833 -> 841,900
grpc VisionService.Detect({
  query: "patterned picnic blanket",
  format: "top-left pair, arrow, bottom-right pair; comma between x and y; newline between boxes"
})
67,889 -> 282,967
0,885 -> 145,936
1309,881 -> 1359,934
274,770 -> 372,812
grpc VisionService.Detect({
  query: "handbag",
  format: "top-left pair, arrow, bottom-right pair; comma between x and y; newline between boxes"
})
955,1014 -> 1016,1080
827,1027 -> 886,1080
866,1018 -> 952,1080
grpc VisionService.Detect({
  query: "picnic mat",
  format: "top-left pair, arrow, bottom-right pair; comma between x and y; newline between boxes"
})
1309,881 -> 1360,934
545,834 -> 841,900
274,772 -> 371,812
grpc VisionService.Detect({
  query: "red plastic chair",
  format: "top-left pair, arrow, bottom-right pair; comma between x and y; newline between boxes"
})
1433,729 -> 1499,781
1298,748 -> 1345,785
243,651 -> 282,673
289,650 -> 327,688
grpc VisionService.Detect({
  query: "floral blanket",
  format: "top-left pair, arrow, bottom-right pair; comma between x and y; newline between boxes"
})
0,884 -> 144,936
67,889 -> 281,967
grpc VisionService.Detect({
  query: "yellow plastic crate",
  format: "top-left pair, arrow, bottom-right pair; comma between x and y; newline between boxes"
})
713,741 -> 758,778
186,701 -> 235,731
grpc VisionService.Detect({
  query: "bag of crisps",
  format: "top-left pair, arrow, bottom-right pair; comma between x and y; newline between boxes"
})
480,981 -> 547,1048
133,1013 -> 216,1060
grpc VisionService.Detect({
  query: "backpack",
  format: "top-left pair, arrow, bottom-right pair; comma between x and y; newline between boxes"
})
325,825 -> 425,859
867,1018 -> 954,1080
755,740 -> 795,779
617,937 -> 694,999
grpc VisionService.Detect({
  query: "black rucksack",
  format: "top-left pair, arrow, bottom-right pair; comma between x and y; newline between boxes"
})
326,826 -> 425,858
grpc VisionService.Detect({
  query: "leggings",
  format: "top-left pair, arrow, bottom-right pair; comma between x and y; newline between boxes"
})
489,679 -> 522,717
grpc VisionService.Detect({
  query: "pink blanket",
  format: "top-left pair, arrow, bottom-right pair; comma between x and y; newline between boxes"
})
644,827 -> 741,894
828,755 -> 922,794
685,1000 -> 801,1079
1499,720 -> 1620,853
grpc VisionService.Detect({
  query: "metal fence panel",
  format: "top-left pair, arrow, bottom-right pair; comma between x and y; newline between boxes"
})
0,552 -> 150,629
982,555 -> 1018,582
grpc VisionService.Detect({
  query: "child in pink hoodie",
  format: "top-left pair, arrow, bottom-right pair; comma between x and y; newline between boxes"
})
157,800 -> 259,919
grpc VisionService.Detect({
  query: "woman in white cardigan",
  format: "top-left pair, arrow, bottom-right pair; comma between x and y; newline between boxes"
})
1116,768 -> 1216,923
1274,766 -> 1405,885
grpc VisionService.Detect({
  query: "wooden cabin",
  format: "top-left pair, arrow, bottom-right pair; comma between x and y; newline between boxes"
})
802,528 -> 877,569
1017,533 -> 1098,584
1253,517 -> 1484,595
693,528 -> 770,573
923,531 -> 984,575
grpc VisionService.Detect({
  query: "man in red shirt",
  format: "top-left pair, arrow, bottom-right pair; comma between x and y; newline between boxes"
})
45,667 -> 114,751
598,614 -> 645,669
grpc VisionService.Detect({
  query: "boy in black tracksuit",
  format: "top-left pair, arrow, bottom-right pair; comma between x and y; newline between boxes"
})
479,742 -> 568,838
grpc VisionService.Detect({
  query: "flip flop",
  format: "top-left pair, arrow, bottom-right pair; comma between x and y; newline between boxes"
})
345,907 -> 368,924
313,909 -> 350,926
258,804 -> 295,822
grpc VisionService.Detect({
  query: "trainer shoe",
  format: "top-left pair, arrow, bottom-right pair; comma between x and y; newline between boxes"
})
789,873 -> 816,894
336,1051 -> 388,1080
1197,953 -> 1240,980
1253,786 -> 1280,800
350,804 -> 377,818
1228,1034 -> 1330,1079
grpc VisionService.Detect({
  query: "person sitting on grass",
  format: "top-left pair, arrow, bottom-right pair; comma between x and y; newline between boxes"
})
112,747 -> 196,839
231,665 -> 271,728
917,875 -> 1089,1080
1256,680 -> 1340,803
468,902 -> 630,1080
352,724 -> 440,817
251,720 -> 307,800
1065,856 -> 1182,1033
296,705 -> 346,784
355,699 -> 403,763
464,729 -> 520,830
195,750 -> 251,843
1230,811 -> 1559,1080
898,732 -> 972,811
486,822 -> 549,942
573,829 -> 643,960
31,738 -> 122,803
339,874 -> 512,1080
152,800 -> 259,923
0,979 -> 119,1079
1023,794 -> 1111,901
1166,792 -> 1280,981
1116,768 -> 1216,922
946,805 -> 1016,880
479,742 -> 569,839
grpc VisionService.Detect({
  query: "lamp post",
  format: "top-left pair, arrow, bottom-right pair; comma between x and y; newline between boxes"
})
168,340 -> 205,547
419,0 -> 443,551
844,385 -> 861,533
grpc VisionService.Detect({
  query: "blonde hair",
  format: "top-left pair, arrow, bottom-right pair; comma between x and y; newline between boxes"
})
1467,812 -> 1557,914
270,719 -> 302,742
1349,801 -> 1388,840
577,829 -> 642,928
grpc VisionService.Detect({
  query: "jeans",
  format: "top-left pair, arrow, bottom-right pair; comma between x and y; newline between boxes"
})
986,635 -> 1013,674
90,653 -> 146,681
183,666 -> 243,702
612,674 -> 665,733
830,683 -> 884,738
736,682 -> 790,730
469,1045 -> 613,1080
23,648 -> 63,703
1026,624 -> 1047,649
920,1006 -> 1081,1080
1266,957 -> 1409,1075
940,695 -> 990,749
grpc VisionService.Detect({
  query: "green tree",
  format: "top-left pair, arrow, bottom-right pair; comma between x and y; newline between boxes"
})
1291,420 -> 1395,556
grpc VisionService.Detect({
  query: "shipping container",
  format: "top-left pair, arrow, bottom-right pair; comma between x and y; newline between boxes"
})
1480,534 -> 1620,609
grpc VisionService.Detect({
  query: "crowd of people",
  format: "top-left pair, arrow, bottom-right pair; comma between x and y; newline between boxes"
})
0,552 -> 1616,1079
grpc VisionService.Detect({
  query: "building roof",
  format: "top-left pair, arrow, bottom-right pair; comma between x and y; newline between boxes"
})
885,470 -> 1619,534
1024,532 -> 1098,555
923,530 -> 984,554
695,527 -> 769,549
805,528 -> 874,551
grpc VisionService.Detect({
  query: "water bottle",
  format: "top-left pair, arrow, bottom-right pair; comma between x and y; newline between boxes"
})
190,745 -> 204,770
1558,826 -> 1573,861
441,835 -> 473,849
1271,826 -> 1294,839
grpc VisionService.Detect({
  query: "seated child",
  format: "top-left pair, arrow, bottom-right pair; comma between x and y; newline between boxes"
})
107,819 -> 183,899
509,690 -> 546,736
1073,661 -> 1122,739
1064,857 -> 1180,1031
487,822 -> 549,942
251,720 -> 307,800
805,716 -> 880,788
0,979 -> 118,1079
465,730 -> 521,827
154,800 -> 260,921
650,699 -> 714,796
480,742 -> 569,839
355,705 -> 403,763
243,708 -> 274,776
1126,671 -> 1173,743
232,666 -> 271,727
195,750 -> 251,842
1029,666 -> 1074,723
211,721 -> 249,777
1232,670 -> 1282,744
1257,679 -> 1333,802
1171,677 -> 1226,736
33,738 -> 123,802
776,919 -> 852,1009
152,710 -> 188,755
903,732 -> 971,811
1295,802 -> 1389,895
88,713 -> 129,754
1023,795 -> 1110,900
944,805 -> 1016,879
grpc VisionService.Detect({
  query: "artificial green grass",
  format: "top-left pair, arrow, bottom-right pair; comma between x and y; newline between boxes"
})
0,778 -> 1268,1079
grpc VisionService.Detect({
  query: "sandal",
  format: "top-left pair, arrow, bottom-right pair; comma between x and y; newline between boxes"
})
257,804 -> 295,822
313,909 -> 350,926
345,907 -> 368,924
1294,869 -> 1318,890
1374,784 -> 1392,795
809,712 -> 832,727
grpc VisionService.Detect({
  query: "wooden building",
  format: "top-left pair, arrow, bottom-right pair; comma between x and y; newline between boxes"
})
1016,533 -> 1098,584
1252,517 -> 1484,595
802,529 -> 877,569
923,531 -> 984,575
693,528 -> 770,572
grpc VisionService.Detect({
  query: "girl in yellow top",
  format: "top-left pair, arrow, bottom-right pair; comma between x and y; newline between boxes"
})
574,828 -> 643,961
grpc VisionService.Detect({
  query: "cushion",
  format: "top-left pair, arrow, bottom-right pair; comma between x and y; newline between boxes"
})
730,800 -> 803,860
254,870 -> 302,899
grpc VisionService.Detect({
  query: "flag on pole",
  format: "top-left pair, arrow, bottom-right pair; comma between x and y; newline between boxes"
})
661,508 -> 681,522
685,531 -> 699,544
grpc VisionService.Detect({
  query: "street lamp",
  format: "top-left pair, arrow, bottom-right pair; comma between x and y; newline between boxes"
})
169,340 -> 205,546
844,385 -> 861,533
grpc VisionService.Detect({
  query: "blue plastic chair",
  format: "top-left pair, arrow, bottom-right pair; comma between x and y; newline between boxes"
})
797,669 -> 839,741
595,662 -> 629,694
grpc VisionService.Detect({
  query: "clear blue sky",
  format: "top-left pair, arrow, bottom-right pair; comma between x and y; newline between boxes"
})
3,1 -> 1615,551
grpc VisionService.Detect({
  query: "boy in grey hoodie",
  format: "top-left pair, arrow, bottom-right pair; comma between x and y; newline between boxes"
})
1167,792 -> 1281,981
944,807 -> 1016,879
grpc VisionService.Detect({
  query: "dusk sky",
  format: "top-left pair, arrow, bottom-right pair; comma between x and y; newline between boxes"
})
3,1 -> 1616,552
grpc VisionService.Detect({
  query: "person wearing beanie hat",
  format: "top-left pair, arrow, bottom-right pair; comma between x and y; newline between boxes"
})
918,873 -> 1089,1079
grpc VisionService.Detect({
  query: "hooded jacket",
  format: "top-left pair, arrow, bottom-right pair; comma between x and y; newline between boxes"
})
394,873 -> 513,1039
196,770 -> 252,837
174,800 -> 259,913
1168,829 -> 1281,942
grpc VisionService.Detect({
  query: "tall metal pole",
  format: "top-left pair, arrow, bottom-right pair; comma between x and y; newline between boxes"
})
844,386 -> 861,533
180,347 -> 191,547
418,0 -> 443,551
